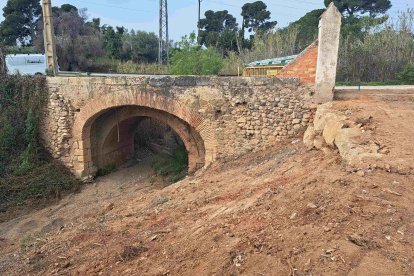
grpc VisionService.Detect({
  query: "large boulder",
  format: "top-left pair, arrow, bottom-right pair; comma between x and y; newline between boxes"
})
322,118 -> 345,147
303,125 -> 316,148
314,103 -> 343,132
304,103 -> 383,169
335,128 -> 382,167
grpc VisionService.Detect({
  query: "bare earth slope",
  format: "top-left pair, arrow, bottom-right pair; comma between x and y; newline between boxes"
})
1,92 -> 413,276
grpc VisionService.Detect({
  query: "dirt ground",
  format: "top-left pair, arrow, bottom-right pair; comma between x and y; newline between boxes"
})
0,92 -> 413,276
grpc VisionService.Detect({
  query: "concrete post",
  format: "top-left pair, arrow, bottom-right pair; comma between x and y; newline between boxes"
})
41,0 -> 58,75
315,3 -> 342,103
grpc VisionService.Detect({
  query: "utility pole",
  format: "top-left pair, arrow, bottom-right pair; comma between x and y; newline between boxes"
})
158,0 -> 169,65
41,0 -> 58,75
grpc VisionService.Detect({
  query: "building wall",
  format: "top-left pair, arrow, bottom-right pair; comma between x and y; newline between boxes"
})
276,42 -> 318,85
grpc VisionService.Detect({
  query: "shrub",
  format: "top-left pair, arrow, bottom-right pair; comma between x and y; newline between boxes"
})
96,164 -> 117,177
337,10 -> 414,82
398,63 -> 414,84
220,51 -> 244,76
0,75 -> 79,212
6,46 -> 37,55
170,32 -> 223,75
116,61 -> 169,75
152,146 -> 188,183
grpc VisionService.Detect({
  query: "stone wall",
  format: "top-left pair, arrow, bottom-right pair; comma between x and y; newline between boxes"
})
42,75 -> 315,179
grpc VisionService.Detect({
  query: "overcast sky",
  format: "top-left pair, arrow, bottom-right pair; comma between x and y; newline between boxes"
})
0,0 -> 413,41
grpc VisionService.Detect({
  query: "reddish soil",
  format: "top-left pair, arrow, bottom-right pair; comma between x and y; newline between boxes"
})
1,92 -> 413,276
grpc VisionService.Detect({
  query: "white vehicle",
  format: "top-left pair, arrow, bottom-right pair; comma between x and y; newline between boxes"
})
5,54 -> 47,75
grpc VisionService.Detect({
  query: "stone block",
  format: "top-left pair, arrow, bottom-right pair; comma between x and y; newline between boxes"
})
322,118 -> 344,147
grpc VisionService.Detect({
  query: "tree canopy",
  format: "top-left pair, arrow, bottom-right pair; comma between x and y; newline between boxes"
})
286,9 -> 325,50
198,10 -> 239,55
52,4 -> 78,15
0,0 -> 42,46
102,25 -> 125,59
324,0 -> 392,18
241,1 -> 277,34
121,30 -> 159,63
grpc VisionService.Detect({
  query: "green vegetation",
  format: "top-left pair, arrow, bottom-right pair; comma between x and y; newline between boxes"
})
6,46 -> 37,55
198,10 -> 239,55
220,51 -> 244,76
96,164 -> 117,177
324,0 -> 391,18
241,1 -> 277,38
284,9 -> 325,51
102,25 -> 125,59
170,33 -> 223,75
116,61 -> 169,75
152,146 -> 188,183
122,30 -> 159,63
0,0 -> 41,45
398,63 -> 414,84
0,75 -> 79,212
1,0 -> 412,82
337,10 -> 414,83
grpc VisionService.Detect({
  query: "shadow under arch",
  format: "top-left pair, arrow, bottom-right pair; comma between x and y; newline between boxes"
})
71,91 -> 216,178
90,105 -> 205,173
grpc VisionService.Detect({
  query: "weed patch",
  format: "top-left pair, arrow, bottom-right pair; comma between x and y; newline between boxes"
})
96,163 -> 117,177
0,75 -> 79,212
152,146 -> 188,183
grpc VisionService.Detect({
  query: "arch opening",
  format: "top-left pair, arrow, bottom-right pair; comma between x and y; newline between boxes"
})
85,105 -> 205,180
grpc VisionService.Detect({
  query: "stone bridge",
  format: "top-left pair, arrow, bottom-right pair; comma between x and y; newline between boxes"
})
41,76 -> 315,179
38,3 -> 342,180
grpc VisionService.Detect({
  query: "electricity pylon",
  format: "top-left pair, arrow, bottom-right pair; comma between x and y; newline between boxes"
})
198,0 -> 202,34
158,0 -> 169,65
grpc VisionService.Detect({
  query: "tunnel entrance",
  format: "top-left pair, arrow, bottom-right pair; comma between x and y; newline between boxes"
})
132,117 -> 188,182
88,106 -> 205,181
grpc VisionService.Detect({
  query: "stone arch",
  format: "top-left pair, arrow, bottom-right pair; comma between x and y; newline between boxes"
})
71,90 -> 217,178
90,106 -> 205,172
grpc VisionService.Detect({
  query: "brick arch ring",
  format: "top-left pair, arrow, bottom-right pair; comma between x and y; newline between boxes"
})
71,90 -> 217,178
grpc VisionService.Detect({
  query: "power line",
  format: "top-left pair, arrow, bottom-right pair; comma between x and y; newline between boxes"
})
69,0 -> 153,13
205,0 -> 319,19
207,0 -> 323,12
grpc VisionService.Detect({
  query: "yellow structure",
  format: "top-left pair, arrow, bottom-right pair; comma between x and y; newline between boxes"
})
242,65 -> 284,77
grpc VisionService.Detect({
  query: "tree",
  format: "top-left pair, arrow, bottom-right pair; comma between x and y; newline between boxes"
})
34,6 -> 104,71
284,9 -> 325,51
324,0 -> 392,18
170,32 -> 223,75
102,25 -> 125,59
324,1 -> 391,38
121,30 -> 159,63
0,0 -> 42,46
86,18 -> 101,32
241,1 -> 277,36
52,4 -> 78,15
198,10 -> 239,55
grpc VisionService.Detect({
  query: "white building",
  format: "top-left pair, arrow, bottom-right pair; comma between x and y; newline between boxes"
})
5,54 -> 47,75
